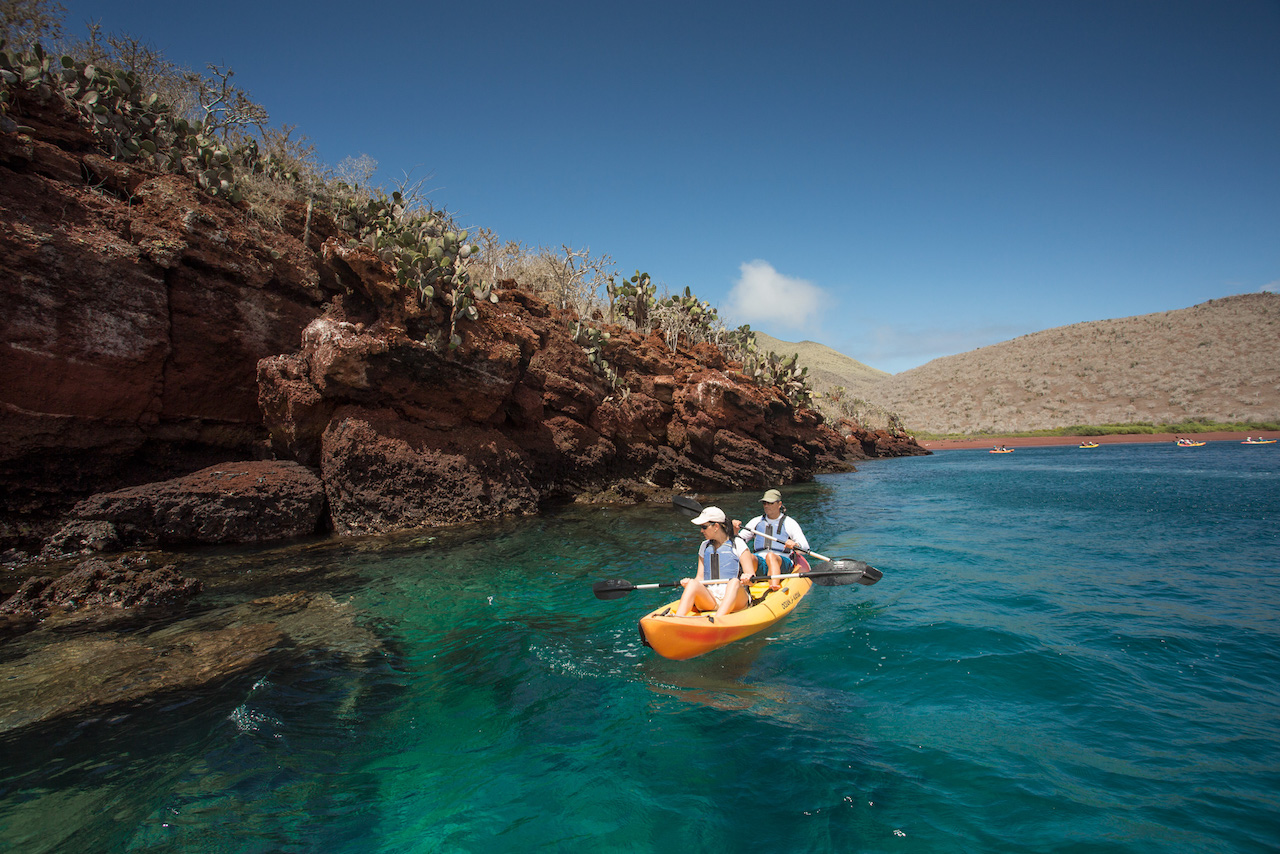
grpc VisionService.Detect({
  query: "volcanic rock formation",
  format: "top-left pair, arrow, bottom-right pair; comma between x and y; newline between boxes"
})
0,87 -> 922,554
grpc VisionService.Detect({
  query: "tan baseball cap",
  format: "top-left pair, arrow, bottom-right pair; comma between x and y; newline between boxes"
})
760,489 -> 782,503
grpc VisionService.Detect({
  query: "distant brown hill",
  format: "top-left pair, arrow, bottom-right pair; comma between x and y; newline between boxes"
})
864,293 -> 1280,434
751,331 -> 889,400
749,332 -> 904,431
761,293 -> 1280,434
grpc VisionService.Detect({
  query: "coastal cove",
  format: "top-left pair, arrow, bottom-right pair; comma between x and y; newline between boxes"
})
1,9 -> 1278,850
920,430 -> 1280,450
3,443 -> 1278,852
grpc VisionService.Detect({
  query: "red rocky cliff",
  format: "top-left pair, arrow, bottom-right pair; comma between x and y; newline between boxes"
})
257,254 -> 865,535
0,90 -> 918,551
1,94 -> 338,548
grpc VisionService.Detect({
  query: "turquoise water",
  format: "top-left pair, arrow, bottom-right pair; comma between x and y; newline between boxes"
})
3,442 -> 1279,852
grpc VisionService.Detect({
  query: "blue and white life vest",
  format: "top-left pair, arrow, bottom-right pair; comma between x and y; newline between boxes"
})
700,538 -> 742,580
752,514 -> 790,553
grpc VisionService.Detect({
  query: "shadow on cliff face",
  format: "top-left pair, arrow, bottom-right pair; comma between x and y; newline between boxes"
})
0,96 -> 334,551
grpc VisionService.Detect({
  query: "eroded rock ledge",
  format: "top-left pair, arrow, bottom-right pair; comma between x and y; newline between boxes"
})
41,460 -> 327,557
253,278 -> 874,536
0,587 -> 379,734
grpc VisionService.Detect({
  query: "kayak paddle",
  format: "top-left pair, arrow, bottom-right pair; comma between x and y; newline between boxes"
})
745,528 -> 886,586
671,495 -> 883,586
593,564 -> 873,600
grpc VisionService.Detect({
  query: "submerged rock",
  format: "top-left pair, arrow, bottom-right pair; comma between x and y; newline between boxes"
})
0,623 -> 284,734
0,590 -> 381,735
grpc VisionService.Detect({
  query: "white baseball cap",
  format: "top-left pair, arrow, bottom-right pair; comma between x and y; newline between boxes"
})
690,506 -> 726,525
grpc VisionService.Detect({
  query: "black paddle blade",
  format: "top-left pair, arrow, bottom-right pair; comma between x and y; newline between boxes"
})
672,495 -> 703,516
810,560 -> 877,586
593,579 -> 636,600
856,562 -> 883,586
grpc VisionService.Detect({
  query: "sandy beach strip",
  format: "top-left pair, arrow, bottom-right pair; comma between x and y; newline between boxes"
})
919,431 -> 1280,451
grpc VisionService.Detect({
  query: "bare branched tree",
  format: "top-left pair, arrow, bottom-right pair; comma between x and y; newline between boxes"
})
539,245 -> 612,312
190,63 -> 269,140
0,0 -> 65,47
65,23 -> 201,120
335,154 -> 378,189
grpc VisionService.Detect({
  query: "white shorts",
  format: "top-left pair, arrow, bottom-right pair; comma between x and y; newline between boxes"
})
709,579 -> 738,602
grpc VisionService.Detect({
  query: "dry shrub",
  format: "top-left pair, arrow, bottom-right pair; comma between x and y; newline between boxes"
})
470,231 -> 615,318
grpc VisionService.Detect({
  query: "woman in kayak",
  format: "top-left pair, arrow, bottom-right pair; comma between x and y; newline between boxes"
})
738,488 -> 809,591
675,506 -> 759,618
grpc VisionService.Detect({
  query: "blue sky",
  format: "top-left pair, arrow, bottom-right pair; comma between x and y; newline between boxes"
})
55,0 -> 1280,373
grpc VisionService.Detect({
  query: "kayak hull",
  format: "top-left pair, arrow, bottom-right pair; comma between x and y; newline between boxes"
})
639,577 -> 813,661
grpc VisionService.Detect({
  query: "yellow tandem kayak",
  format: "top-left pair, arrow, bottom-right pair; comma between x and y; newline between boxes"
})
638,576 -> 813,661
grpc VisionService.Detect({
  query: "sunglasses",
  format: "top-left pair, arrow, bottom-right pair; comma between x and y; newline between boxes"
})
699,523 -> 714,529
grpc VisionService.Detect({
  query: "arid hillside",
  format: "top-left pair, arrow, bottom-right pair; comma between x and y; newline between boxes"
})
860,293 -> 1280,434
750,331 -> 904,431
752,332 -> 890,402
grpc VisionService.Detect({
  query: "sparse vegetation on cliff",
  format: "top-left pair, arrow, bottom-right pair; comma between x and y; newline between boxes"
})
1,2 -> 816,407
2,1 -> 917,554
0,38 -> 499,355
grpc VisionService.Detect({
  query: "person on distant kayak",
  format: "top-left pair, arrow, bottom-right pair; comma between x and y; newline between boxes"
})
675,506 -> 758,618
738,489 -> 809,591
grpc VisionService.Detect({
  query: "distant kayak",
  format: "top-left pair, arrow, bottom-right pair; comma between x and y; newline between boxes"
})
1078,442 -> 1100,449
638,574 -> 813,660
1241,439 -> 1277,445
1175,440 -> 1206,447
989,449 -> 1014,454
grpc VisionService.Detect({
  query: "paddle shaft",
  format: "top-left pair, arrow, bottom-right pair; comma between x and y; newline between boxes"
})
700,569 -> 848,585
741,526 -> 831,562
628,570 -> 823,590
617,568 -> 852,591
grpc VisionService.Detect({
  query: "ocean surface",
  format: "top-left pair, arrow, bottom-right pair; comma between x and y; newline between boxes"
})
3,441 -> 1279,853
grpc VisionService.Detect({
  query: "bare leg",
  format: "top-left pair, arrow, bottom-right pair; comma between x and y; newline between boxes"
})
765,552 -> 785,589
675,579 -> 719,616
714,579 -> 750,617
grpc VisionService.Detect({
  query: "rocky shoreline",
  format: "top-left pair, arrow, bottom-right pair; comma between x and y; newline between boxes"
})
0,89 -> 931,734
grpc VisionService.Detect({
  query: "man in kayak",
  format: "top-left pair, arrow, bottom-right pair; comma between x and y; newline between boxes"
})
675,506 -> 759,618
738,489 -> 810,591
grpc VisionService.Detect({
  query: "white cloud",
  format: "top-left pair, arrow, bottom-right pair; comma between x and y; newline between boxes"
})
1261,280 -> 1279,293
724,260 -> 825,331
